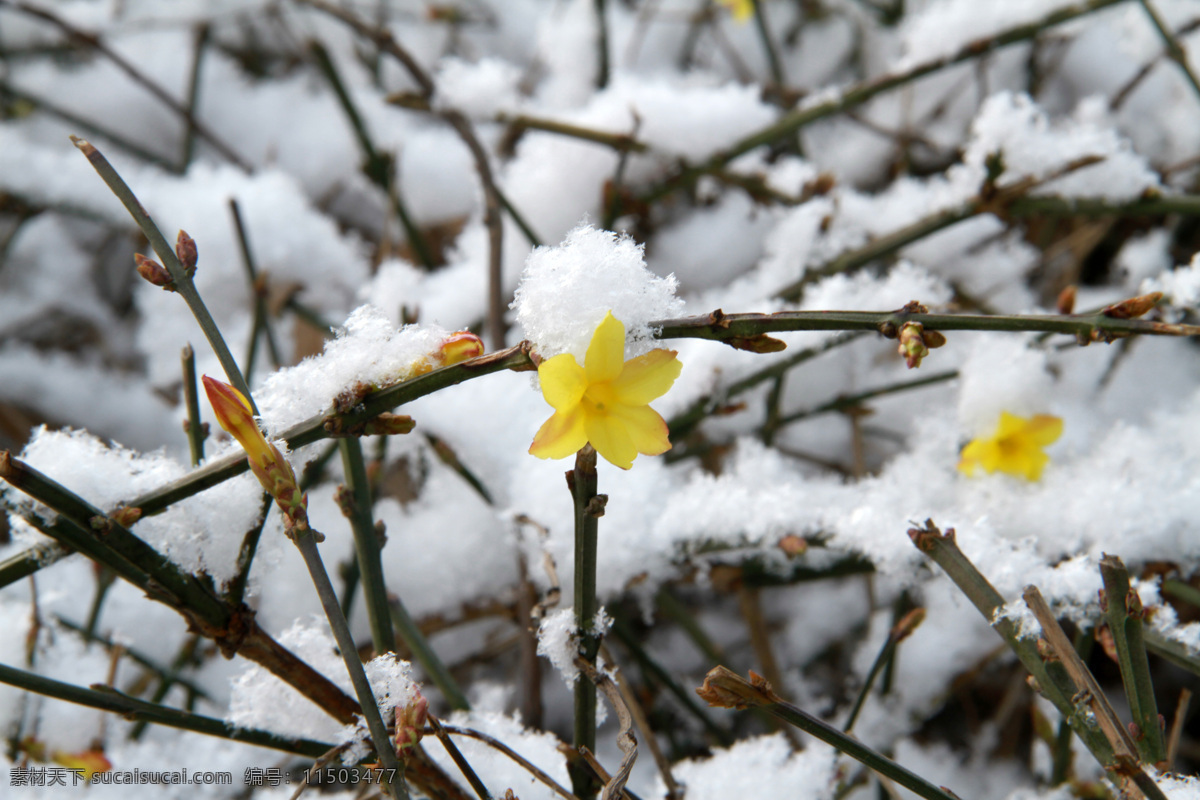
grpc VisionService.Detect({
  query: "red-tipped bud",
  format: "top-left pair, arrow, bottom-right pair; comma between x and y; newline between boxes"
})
1102,292 -> 1162,320
175,230 -> 198,277
1057,285 -> 1077,315
135,254 -> 174,289
892,607 -> 926,642
109,506 -> 142,528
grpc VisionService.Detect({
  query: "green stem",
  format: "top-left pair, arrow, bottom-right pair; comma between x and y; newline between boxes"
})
181,344 -> 207,466
750,0 -> 787,91
570,445 -> 602,800
1137,0 -> 1200,101
308,40 -> 435,270
128,343 -> 536,516
1100,555 -> 1166,765
0,659 -> 332,757
224,493 -> 272,607
290,526 -> 408,800
180,23 -> 210,170
652,308 -> 1200,343
775,370 -> 959,429
908,521 -> 1115,762
668,331 -> 866,440
82,566 -> 116,641
387,601 -> 470,711
0,541 -> 70,590
0,452 -> 230,626
129,634 -> 203,739
698,667 -> 962,800
229,198 -> 282,374
0,80 -> 177,170
655,588 -> 727,666
70,137 -> 257,413
493,111 -> 648,153
610,615 -> 733,746
843,636 -> 896,733
640,0 -> 1131,204
338,439 -> 398,660
593,0 -> 610,90
428,715 -> 493,800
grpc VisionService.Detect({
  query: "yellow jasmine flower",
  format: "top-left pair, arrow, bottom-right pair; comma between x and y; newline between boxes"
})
202,375 -> 308,526
719,0 -> 754,23
53,749 -> 112,781
530,311 -> 682,470
957,411 -> 1063,481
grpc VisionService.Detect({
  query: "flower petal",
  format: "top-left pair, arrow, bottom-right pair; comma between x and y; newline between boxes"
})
610,349 -> 682,405
529,408 -> 588,460
585,311 -> 626,383
609,402 -> 672,456
1024,414 -> 1063,446
202,375 -> 269,460
957,437 -> 1000,476
538,353 -> 587,411
1007,447 -> 1049,481
584,407 -> 638,469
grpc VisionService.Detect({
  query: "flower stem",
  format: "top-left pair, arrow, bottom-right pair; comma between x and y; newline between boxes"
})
569,445 -> 602,800
1100,555 -> 1167,766
70,137 -> 258,413
289,524 -> 408,800
338,438 -> 395,656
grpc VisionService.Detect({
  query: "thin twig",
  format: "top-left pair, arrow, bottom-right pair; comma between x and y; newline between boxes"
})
1137,0 -> 1200,101
1,0 -> 250,170
72,138 -> 257,412
289,525 -> 408,800
428,715 -> 492,800
640,0 -> 1131,204
229,198 -> 282,374
181,344 -> 207,466
0,659 -> 333,757
436,724 -> 579,800
1099,555 -> 1166,766
338,438 -> 396,657
696,666 -> 962,800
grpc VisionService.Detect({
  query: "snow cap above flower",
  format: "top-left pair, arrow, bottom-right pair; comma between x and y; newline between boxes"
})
511,224 -> 685,363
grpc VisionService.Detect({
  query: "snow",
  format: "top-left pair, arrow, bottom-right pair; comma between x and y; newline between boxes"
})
2,0 -> 1200,796
511,223 -> 685,361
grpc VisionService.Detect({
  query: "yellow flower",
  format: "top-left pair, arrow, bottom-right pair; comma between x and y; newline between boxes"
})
53,749 -> 112,781
719,0 -> 754,23
530,311 -> 682,470
957,411 -> 1063,481
203,375 -> 308,525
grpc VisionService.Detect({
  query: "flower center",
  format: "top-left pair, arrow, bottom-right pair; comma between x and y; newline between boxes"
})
583,382 -> 618,413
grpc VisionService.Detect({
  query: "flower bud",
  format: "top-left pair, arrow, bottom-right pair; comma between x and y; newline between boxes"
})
434,331 -> 485,366
1057,285 -> 1077,315
203,375 -> 308,528
897,322 -> 930,369
135,254 -> 174,289
1102,292 -> 1162,320
175,230 -> 198,277
394,692 -> 429,759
